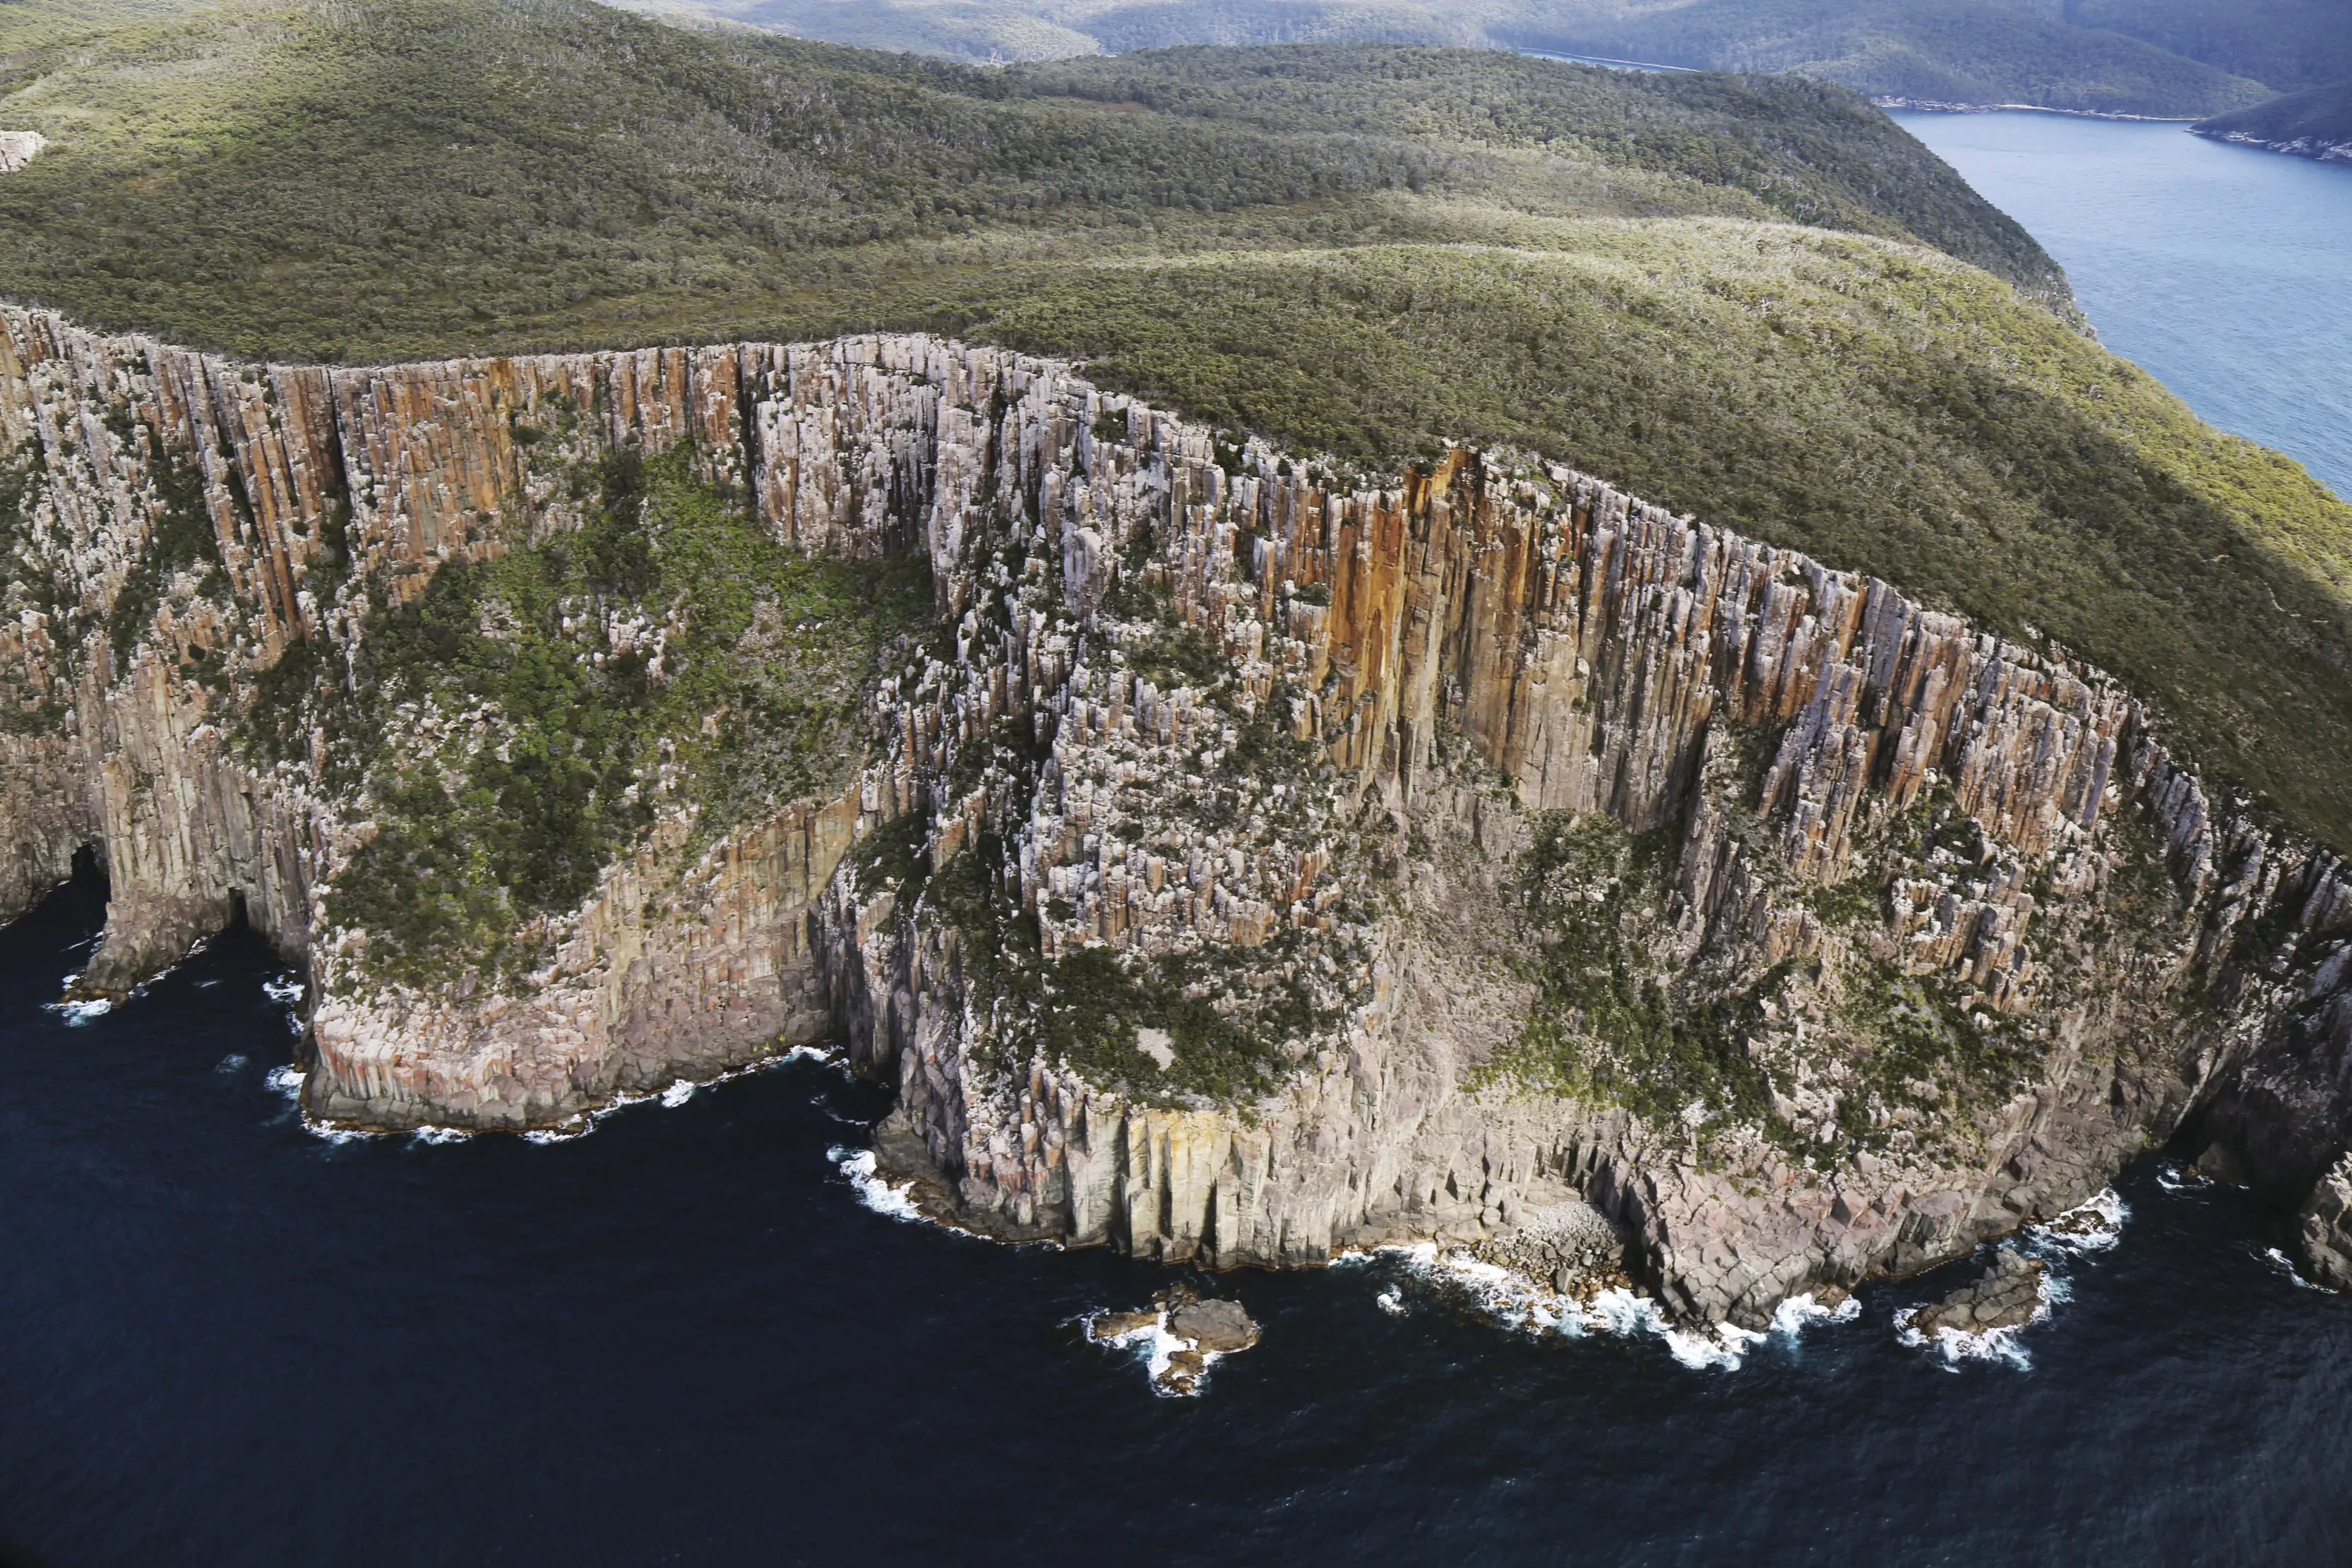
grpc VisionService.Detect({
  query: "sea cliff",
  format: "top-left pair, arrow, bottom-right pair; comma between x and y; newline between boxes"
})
5,305 -> 2350,1324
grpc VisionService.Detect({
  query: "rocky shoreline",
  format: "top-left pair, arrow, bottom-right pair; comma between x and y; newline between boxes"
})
4,304 -> 2351,1327
2193,128 -> 2352,164
1872,97 -> 2199,122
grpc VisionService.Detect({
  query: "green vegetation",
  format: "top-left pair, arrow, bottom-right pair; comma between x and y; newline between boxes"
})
291,442 -> 930,989
103,433 -> 224,670
699,0 -> 2293,114
0,1 -> 2063,361
1835,959 -> 2031,1125
1002,45 -> 2063,297
2197,78 -> 2352,145
885,823 -> 1339,1106
1482,810 -> 1784,1126
1490,0 -> 2272,116
1484,803 -> 2039,1159
957,224 -> 2352,847
2072,0 -> 2352,95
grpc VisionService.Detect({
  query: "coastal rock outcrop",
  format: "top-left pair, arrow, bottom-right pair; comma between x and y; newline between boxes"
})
1087,1283 -> 1260,1394
1905,1249 -> 2047,1336
4,304 -> 2351,1324
2297,1154 -> 2352,1292
2197,129 -> 2352,164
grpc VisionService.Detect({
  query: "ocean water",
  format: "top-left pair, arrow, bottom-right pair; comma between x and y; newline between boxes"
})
5,873 -> 2352,1565
1891,109 -> 2352,501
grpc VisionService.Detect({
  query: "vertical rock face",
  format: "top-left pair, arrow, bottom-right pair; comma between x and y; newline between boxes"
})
4,304 -> 2349,1321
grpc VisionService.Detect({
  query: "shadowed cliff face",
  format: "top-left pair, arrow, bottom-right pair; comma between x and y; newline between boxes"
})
4,304 -> 2349,1324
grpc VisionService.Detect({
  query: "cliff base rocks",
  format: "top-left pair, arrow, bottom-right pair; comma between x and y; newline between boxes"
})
1474,1201 -> 1632,1299
1906,1250 -> 2048,1337
2296,1156 -> 2352,1292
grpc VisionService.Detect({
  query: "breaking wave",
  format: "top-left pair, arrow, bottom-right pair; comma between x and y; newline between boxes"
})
2262,1247 -> 2329,1291
292,1044 -> 847,1147
1335,1243 -> 1853,1371
830,1147 -> 925,1223
266,1066 -> 384,1144
48,996 -> 111,1026
1894,1307 -> 2044,1372
2027,1187 -> 2129,1255
1080,1307 -> 1245,1398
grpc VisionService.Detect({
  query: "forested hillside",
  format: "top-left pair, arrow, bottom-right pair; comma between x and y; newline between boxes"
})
701,0 -> 2352,116
2197,79 -> 2352,152
0,2 -> 2064,356
9,0 -> 2352,846
2070,0 -> 2352,96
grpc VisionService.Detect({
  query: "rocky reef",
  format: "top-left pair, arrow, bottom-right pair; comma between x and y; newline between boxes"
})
6,304 -> 2352,1327
2197,128 -> 2352,164
1904,1248 -> 2047,1338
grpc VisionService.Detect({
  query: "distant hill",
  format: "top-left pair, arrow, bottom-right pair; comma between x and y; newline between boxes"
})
0,2 -> 2068,361
1493,0 -> 2272,118
2071,0 -> 2352,97
672,0 -> 2352,117
2196,78 -> 2352,160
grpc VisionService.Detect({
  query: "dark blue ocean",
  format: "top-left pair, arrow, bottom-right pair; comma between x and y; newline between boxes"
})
4,866 -> 2351,1564
11,115 -> 2352,1566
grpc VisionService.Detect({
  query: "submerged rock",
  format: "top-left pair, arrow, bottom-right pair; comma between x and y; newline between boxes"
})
1086,1310 -> 1158,1342
1906,1250 -> 2047,1337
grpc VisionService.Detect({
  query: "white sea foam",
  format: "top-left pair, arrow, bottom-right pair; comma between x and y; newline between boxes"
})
1895,1308 -> 2040,1371
262,976 -> 305,1005
49,997 -> 111,1025
1342,1241 -> 1813,1370
265,1065 -> 382,1144
523,1089 -> 652,1144
2155,1162 -> 2207,1195
2262,1247 -> 2330,1290
511,1053 -> 811,1145
409,1125 -> 472,1145
216,1053 -> 248,1073
1085,1310 -> 1234,1397
1769,1291 -> 1864,1336
1893,1253 -> 2052,1371
831,1147 -> 925,1222
1375,1285 -> 1407,1317
2028,1187 -> 2128,1254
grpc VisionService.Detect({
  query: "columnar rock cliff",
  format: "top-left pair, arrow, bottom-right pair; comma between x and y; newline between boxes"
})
5,304 -> 2350,1324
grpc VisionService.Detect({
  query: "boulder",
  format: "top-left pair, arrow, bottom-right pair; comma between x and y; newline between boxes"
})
1906,1249 -> 2046,1336
1169,1298 -> 1259,1353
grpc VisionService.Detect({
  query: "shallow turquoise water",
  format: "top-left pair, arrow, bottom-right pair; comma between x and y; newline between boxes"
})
1892,109 -> 2352,501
